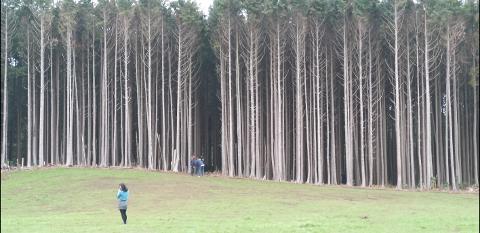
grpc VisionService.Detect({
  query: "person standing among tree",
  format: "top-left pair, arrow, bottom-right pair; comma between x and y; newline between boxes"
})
190,155 -> 197,176
199,156 -> 205,176
117,183 -> 129,224
195,157 -> 205,177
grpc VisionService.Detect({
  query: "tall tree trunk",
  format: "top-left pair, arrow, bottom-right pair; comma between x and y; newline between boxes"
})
446,25 -> 457,190
135,26 -> 143,167
92,20 -> 97,166
124,16 -> 131,167
113,16 -> 118,167
344,15 -> 353,186
424,8 -> 433,189
1,7 -> 9,167
368,32 -> 374,186
51,40 -> 57,165
66,28 -> 74,166
474,57 -> 478,185
235,28 -> 243,177
295,16 -> 304,183
101,9 -> 109,167
174,23 -> 182,172
407,34 -> 415,188
39,15 -> 46,167
330,50 -> 337,185
394,2 -> 402,189
358,22 -> 366,187
227,17 -> 234,177
452,53 -> 461,185
168,49 -> 174,171
415,12 -> 423,188
161,17 -> 167,171
27,25 -> 32,167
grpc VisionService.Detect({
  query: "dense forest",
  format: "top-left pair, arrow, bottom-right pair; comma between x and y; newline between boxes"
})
0,0 -> 478,190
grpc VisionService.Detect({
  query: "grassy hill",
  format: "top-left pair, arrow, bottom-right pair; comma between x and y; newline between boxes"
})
1,168 -> 478,233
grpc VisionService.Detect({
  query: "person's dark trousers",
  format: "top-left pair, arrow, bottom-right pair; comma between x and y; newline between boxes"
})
200,165 -> 204,176
191,167 -> 196,176
120,209 -> 127,224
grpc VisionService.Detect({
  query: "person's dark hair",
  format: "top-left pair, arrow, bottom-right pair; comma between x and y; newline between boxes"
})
119,183 -> 128,192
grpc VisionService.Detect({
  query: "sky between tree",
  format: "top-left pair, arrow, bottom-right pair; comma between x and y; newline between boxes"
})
171,0 -> 213,16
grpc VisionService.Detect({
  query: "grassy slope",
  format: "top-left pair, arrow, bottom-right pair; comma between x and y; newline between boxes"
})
1,168 -> 478,233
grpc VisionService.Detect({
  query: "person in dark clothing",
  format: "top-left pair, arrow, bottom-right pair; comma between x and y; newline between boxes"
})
117,183 -> 129,224
195,158 -> 205,176
200,156 -> 205,176
190,155 -> 197,176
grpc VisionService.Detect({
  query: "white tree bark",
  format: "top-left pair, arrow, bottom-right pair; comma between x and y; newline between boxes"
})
27,24 -> 32,167
424,7 -> 433,189
1,7 -> 9,167
124,15 -> 131,167
66,27 -> 74,166
39,15 -> 46,167
358,22 -> 366,187
344,15 -> 353,186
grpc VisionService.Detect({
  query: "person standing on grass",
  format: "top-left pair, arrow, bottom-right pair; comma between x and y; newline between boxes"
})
190,155 -> 197,176
195,157 -> 205,177
199,157 -> 205,176
117,183 -> 129,224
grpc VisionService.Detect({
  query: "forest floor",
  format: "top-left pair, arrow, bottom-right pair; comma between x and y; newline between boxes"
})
1,167 -> 478,233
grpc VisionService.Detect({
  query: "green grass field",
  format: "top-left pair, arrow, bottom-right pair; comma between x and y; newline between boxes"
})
1,168 -> 478,233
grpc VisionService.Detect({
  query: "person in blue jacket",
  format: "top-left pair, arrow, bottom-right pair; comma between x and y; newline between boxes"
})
195,158 -> 205,176
117,183 -> 129,224
190,155 -> 197,176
